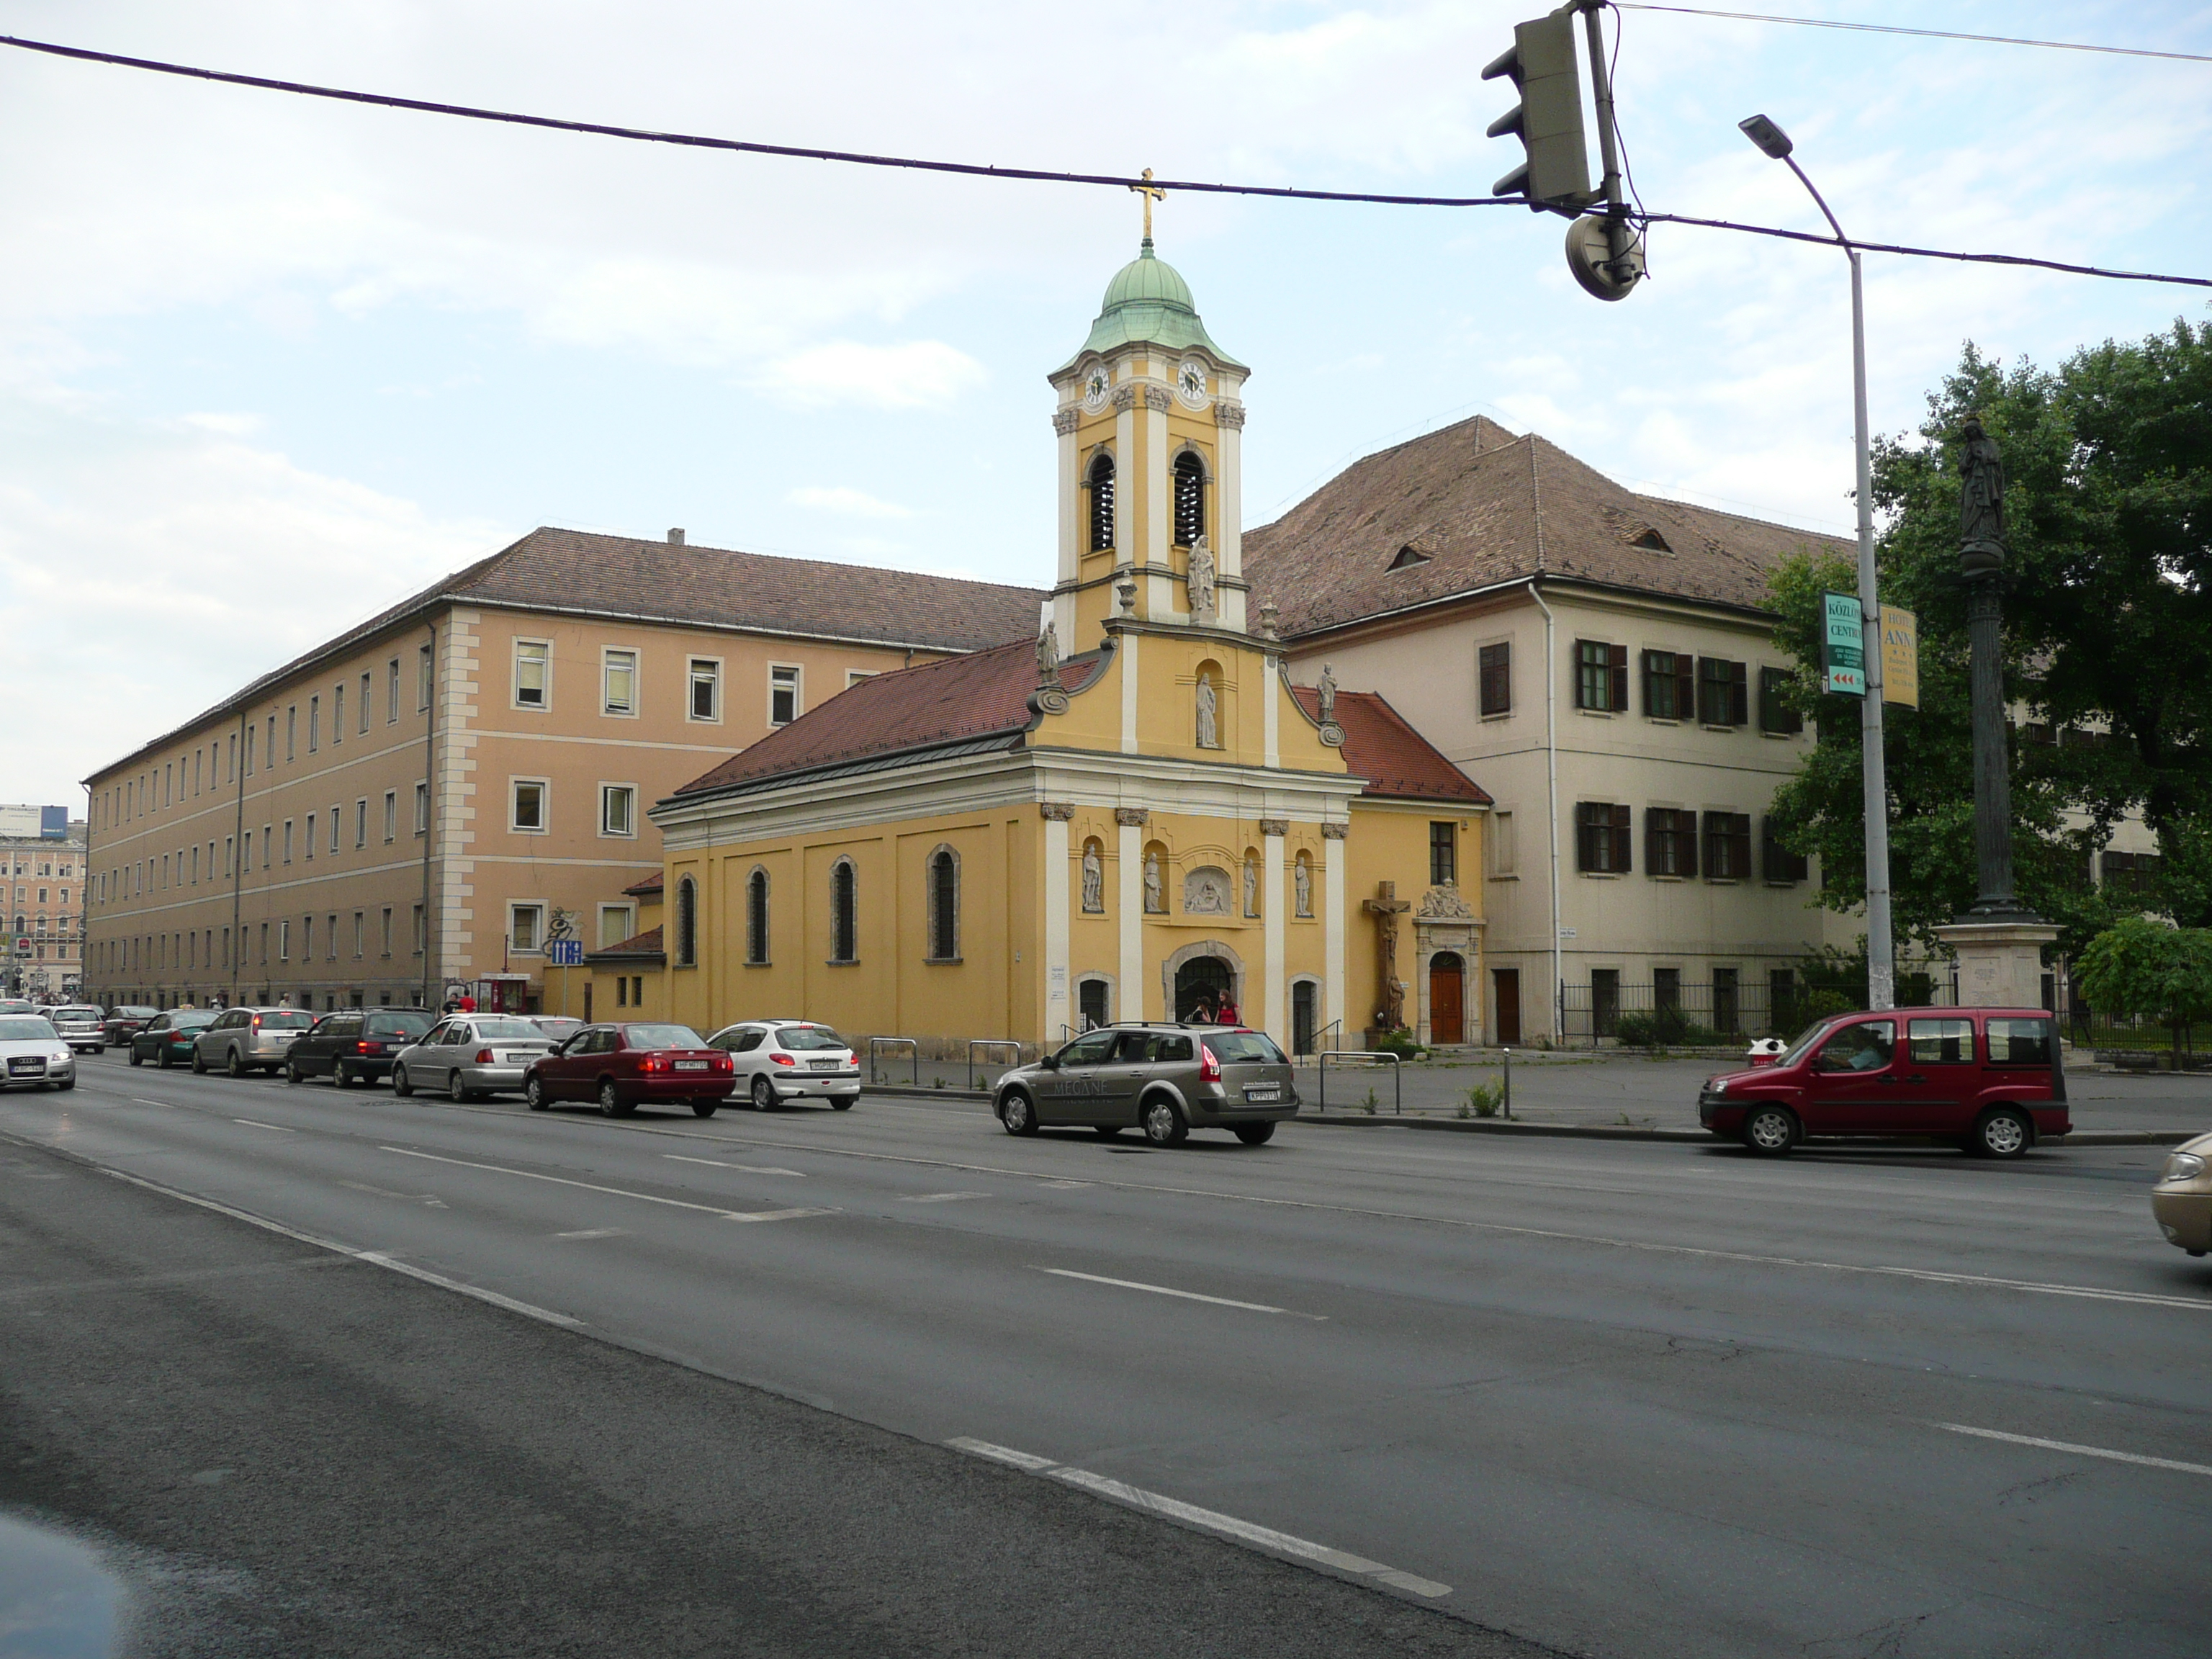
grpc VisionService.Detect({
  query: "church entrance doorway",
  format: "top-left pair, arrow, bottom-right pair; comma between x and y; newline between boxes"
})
1429,952 -> 1465,1045
1174,955 -> 1234,1022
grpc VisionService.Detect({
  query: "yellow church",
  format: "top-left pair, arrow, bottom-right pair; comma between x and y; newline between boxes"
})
601,234 -> 1490,1056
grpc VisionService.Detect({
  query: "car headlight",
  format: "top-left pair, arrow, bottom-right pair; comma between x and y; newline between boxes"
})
2159,1151 -> 2207,1183
1707,1079 -> 1727,1096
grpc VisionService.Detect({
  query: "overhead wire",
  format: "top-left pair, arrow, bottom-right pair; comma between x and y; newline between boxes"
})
1,30 -> 2206,291
1612,4 -> 2212,63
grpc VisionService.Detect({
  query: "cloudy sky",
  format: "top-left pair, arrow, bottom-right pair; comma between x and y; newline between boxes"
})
4,0 -> 2208,805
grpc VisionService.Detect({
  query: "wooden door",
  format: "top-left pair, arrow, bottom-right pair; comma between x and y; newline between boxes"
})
1429,954 -> 1465,1045
1493,969 -> 1521,1046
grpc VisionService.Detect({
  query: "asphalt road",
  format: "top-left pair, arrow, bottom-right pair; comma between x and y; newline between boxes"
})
5,1052 -> 2208,1658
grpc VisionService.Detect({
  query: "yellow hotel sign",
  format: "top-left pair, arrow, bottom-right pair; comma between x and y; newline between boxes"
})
1881,606 -> 1919,709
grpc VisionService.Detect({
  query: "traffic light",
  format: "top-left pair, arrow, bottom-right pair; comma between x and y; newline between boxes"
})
1482,8 -> 1594,210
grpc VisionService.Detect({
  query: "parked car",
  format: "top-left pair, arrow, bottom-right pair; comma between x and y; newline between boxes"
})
1699,1007 -> 2069,1158
102,1005 -> 158,1048
190,1007 -> 317,1076
993,1023 -> 1299,1146
522,1022 -> 734,1118
0,1014 -> 73,1091
48,1005 -> 107,1054
2152,1133 -> 2211,1258
0,999 -> 36,1016
705,1020 -> 862,1110
128,1009 -> 219,1068
285,1009 -> 436,1087
392,1015 -> 557,1102
530,1016 -> 584,1046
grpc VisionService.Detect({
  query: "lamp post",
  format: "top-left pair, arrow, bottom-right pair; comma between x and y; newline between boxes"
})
1740,114 -> 1894,1010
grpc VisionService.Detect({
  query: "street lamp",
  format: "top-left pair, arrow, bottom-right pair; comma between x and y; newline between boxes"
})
1740,113 -> 1894,1011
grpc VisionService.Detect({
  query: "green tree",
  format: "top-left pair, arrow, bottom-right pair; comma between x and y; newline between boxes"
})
2074,917 -> 2212,1069
1767,321 -> 2212,953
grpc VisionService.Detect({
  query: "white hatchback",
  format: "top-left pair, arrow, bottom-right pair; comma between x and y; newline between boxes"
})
706,1020 -> 861,1110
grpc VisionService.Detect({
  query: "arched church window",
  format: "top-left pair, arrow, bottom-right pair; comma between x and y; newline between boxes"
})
927,847 -> 959,961
745,868 -> 769,965
830,859 -> 858,963
1173,451 -> 1205,547
674,876 -> 698,967
1087,452 -> 1115,553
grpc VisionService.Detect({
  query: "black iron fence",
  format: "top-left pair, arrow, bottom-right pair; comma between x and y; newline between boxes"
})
1560,979 -> 1783,1044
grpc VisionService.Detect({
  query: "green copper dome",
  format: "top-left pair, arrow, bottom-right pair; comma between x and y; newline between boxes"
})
1055,240 -> 1244,376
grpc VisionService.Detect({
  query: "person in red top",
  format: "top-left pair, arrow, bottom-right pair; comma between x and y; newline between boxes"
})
1215,996 -> 1241,1027
457,992 -> 477,1013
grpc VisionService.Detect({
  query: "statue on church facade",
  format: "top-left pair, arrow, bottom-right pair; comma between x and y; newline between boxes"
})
1036,618 -> 1061,686
1081,841 -> 1104,912
1317,663 -> 1337,727
1195,671 -> 1220,749
1143,850 -> 1164,913
1243,853 -> 1259,917
1186,534 -> 1216,623
1294,855 -> 1313,917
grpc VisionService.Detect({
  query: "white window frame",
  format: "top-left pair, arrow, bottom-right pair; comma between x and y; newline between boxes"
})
687,656 -> 723,724
355,799 -> 369,848
599,783 -> 638,839
510,778 -> 549,835
278,918 -> 290,961
413,783 -> 429,836
598,903 -> 637,949
508,902 -> 547,954
845,669 -> 876,688
768,662 -> 802,727
330,805 -> 341,855
303,813 -> 315,860
601,647 -> 640,718
513,638 -> 552,711
383,791 -> 397,842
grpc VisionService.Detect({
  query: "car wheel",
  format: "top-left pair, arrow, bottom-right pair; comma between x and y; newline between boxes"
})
447,1070 -> 469,1104
1141,1093 -> 1189,1147
750,1074 -> 776,1111
999,1089 -> 1038,1136
1233,1121 -> 1277,1146
1972,1107 -> 2032,1160
226,1048 -> 246,1079
598,1079 -> 633,1118
1092,1125 -> 1124,1139
830,1096 -> 854,1111
157,1048 -> 173,1069
524,1074 -> 549,1112
691,1098 -> 719,1119
287,1058 -> 307,1085
391,1064 -> 412,1097
333,1061 -> 354,1089
128,1048 -> 143,1066
1741,1105 -> 1799,1156
190,1048 -> 207,1074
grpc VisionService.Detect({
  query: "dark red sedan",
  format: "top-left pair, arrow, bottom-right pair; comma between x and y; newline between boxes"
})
522,1022 -> 736,1118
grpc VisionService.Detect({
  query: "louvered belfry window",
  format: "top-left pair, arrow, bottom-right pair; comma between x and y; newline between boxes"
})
1087,452 -> 1115,552
1172,451 -> 1205,546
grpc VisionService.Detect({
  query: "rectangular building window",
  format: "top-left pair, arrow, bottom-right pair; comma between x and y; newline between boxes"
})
1758,666 -> 1804,734
1478,642 -> 1511,716
1646,807 -> 1698,877
845,669 -> 876,688
388,658 -> 400,721
414,783 -> 429,836
283,820 -> 295,863
360,673 -> 372,732
1702,811 -> 1753,879
689,658 -> 721,721
1575,802 -> 1632,873
304,813 -> 315,859
769,664 -> 801,727
1712,968 -> 1740,1036
598,904 -> 636,949
418,644 -> 434,711
1574,640 -> 1627,712
1762,816 -> 1808,883
383,791 -> 397,842
332,683 -> 344,742
310,694 -> 321,751
511,779 -> 547,832
602,648 -> 638,716
329,807 -> 341,855
285,706 -> 297,762
352,912 -> 364,958
1654,966 -> 1681,1017
1697,657 -> 1750,727
600,784 -> 636,837
279,919 -> 291,961
514,639 -> 549,709
1642,650 -> 1694,719
508,903 -> 544,953
354,799 -> 368,848
244,724 -> 256,775
1491,810 -> 1515,876
1429,821 -> 1457,886
411,904 -> 426,954
380,907 -> 393,956
303,914 -> 315,960
224,835 -> 234,878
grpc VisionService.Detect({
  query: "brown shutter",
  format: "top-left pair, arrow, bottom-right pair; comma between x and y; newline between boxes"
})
1728,661 -> 1750,725
1676,657 -> 1695,722
1609,644 -> 1629,712
1611,804 -> 1633,872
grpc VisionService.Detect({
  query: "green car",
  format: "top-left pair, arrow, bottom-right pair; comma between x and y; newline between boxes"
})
129,1009 -> 219,1068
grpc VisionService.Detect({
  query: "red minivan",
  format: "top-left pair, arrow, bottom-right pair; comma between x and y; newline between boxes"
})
1699,1007 -> 2068,1158
522,1021 -> 736,1118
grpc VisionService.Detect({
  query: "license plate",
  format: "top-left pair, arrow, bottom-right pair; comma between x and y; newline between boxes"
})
9,1058 -> 43,1074
1243,1087 -> 1282,1102
675,1059 -> 709,1071
809,1058 -> 841,1071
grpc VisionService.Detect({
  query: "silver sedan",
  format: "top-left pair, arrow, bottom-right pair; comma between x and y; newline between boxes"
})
392,1016 -> 555,1102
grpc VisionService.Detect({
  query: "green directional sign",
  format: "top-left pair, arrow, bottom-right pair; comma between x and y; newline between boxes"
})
1822,591 -> 1866,696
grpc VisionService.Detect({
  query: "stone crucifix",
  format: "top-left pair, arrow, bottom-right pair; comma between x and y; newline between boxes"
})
1363,881 -> 1411,1032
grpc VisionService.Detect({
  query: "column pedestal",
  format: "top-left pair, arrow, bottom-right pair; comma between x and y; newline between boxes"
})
1933,918 -> 2058,1009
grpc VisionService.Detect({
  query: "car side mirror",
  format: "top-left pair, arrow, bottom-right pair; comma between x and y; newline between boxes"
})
1040,1054 -> 1060,1071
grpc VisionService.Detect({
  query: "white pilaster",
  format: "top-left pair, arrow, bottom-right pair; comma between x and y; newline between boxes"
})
1324,832 -> 1346,1043
1113,392 -> 1134,566
1118,822 -> 1144,1018
1143,389 -> 1174,619
1119,629 -> 1140,755
1044,813 -> 1070,1038
1263,657 -> 1280,769
1055,408 -> 1081,642
1263,828 -> 1286,1046
1215,397 -> 1246,631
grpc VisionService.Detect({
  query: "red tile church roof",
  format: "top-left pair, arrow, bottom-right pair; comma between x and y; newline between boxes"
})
1290,686 -> 1491,804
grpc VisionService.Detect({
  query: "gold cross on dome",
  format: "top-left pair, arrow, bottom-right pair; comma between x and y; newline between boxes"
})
1130,167 -> 1165,240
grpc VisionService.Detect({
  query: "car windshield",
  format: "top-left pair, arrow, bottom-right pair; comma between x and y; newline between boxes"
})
775,1025 -> 848,1051
1204,1031 -> 1287,1065
533,1019 -> 583,1039
0,1017 -> 56,1042
1773,1017 -> 1841,1069
261,1010 -> 317,1030
112,1007 -> 156,1018
623,1023 -> 706,1051
470,1019 -> 542,1040
174,1012 -> 217,1029
56,1007 -> 102,1020
365,1012 -> 433,1038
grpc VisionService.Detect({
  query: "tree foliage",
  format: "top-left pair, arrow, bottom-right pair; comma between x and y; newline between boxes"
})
2074,917 -> 2212,1066
1766,320 -> 2212,953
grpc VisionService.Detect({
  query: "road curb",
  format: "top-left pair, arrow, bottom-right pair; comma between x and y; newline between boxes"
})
1294,1114 -> 2195,1147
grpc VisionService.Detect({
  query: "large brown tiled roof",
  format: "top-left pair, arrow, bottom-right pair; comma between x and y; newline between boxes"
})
1244,415 -> 1851,638
670,639 -> 1108,801
1290,687 -> 1491,804
89,527 -> 1047,781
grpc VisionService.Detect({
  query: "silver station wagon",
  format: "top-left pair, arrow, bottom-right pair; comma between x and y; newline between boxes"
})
994,1022 -> 1298,1146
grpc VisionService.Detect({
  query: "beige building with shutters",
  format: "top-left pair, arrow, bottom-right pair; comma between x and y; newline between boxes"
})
84,527 -> 1043,1014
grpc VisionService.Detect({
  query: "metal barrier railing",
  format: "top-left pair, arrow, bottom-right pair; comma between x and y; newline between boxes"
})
1318,1050 -> 1403,1114
868,1035 -> 919,1087
968,1039 -> 1023,1092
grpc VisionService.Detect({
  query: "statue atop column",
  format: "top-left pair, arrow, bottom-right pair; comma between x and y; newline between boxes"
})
1959,413 -> 2007,576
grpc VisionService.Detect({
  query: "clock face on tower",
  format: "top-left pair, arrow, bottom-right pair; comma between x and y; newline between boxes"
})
1176,358 -> 1209,408
1082,367 -> 1112,413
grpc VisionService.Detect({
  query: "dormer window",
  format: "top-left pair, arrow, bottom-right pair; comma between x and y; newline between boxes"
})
1632,527 -> 1673,553
1389,544 -> 1432,570
1173,451 -> 1205,547
1087,451 -> 1115,553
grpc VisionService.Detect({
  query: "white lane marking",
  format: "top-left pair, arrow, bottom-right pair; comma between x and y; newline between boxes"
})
664,1154 -> 805,1177
1040,1179 -> 1091,1189
1038,1267 -> 1326,1321
945,1438 -> 1448,1599
902,1191 -> 990,1203
339,1181 -> 448,1208
75,1163 -> 584,1328
382,1146 -> 837,1225
128,1098 -> 176,1109
1937,1423 -> 2212,1478
555,1228 -> 628,1240
232,1118 -> 295,1133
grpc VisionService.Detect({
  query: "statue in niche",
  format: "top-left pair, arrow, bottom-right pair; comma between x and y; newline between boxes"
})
1183,866 -> 1231,916
1081,842 -> 1104,912
1316,662 -> 1338,727
1196,672 -> 1220,749
1295,856 -> 1313,917
1036,618 -> 1061,686
1186,534 -> 1216,622
1143,850 -> 1164,914
1244,854 -> 1259,917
